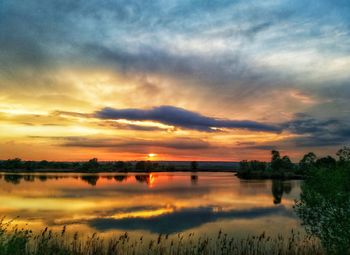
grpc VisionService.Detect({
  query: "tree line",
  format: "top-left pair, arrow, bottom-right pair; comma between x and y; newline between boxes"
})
0,158 -> 200,172
238,146 -> 350,179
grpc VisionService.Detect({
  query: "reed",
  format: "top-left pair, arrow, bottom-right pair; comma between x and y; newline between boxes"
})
0,219 -> 324,255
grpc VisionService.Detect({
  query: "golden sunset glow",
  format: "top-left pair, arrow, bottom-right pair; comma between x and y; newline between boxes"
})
0,1 -> 349,162
0,172 -> 301,237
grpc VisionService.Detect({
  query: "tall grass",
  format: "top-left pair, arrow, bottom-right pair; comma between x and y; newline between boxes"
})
0,220 -> 323,255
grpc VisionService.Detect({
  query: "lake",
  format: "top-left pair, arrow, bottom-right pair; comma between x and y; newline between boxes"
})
0,172 -> 303,239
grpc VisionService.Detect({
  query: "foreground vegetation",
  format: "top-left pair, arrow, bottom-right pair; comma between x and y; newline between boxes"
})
237,146 -> 350,179
0,221 -> 322,255
294,162 -> 350,254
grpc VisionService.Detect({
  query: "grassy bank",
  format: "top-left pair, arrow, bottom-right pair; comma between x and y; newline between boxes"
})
0,221 -> 322,255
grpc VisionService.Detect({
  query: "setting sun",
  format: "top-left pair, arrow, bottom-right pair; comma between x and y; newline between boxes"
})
147,153 -> 157,160
0,1 -> 349,253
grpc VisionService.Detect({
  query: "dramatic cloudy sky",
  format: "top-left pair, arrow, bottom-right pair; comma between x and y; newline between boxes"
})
1,0 -> 350,161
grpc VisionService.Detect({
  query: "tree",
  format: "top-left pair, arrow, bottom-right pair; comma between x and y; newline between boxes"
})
3,158 -> 22,169
300,152 -> 317,165
239,160 -> 250,172
135,161 -> 155,171
114,161 -> 126,170
294,167 -> 350,253
281,156 -> 294,171
271,150 -> 283,172
38,160 -> 49,169
81,158 -> 100,171
191,161 -> 198,170
299,152 -> 317,173
336,146 -> 350,162
316,156 -> 336,169
271,150 -> 280,161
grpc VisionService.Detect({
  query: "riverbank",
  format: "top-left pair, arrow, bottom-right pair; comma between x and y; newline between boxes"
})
235,171 -> 305,180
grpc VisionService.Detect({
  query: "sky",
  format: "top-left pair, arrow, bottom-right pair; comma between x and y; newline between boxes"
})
0,0 -> 350,161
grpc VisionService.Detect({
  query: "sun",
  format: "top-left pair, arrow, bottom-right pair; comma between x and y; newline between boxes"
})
147,153 -> 157,160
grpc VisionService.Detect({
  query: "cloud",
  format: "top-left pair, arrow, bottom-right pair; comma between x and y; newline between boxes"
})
1,0 -> 350,160
232,113 -> 350,152
41,136 -> 213,151
95,106 -> 281,132
282,113 -> 350,147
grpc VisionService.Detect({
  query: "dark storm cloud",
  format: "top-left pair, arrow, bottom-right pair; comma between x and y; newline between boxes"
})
88,206 -> 293,234
281,114 -> 350,147
95,106 -> 281,132
52,107 -> 350,149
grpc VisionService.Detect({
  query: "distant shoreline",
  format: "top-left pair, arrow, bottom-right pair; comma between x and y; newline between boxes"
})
0,168 -> 307,181
0,168 -> 237,173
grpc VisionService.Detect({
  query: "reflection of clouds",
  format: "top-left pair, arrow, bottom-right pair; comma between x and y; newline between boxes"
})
88,206 -> 295,234
0,173 -> 301,235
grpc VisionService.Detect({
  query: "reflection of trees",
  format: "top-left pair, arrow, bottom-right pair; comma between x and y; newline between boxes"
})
23,175 -> 35,182
283,181 -> 292,194
81,175 -> 100,186
295,168 -> 350,254
4,174 -> 23,185
271,180 -> 294,204
271,180 -> 283,204
38,175 -> 48,182
1,174 -> 111,185
190,174 -> 198,185
135,174 -> 154,187
114,175 -> 128,182
135,175 -> 149,183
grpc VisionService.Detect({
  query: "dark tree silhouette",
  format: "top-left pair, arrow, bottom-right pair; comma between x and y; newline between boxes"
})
315,156 -> 336,169
135,161 -> 155,171
190,161 -> 198,170
299,152 -> 317,173
271,150 -> 283,172
336,146 -> 350,162
81,158 -> 100,171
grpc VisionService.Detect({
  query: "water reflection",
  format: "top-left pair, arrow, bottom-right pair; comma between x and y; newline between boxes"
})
89,206 -> 293,234
0,172 -> 301,237
190,174 -> 198,185
81,175 -> 100,186
114,175 -> 128,182
271,180 -> 294,204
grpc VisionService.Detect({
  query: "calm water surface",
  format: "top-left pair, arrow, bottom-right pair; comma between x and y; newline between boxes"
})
0,172 -> 302,238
